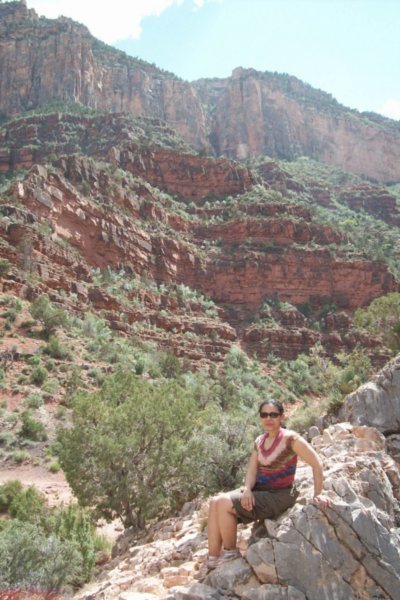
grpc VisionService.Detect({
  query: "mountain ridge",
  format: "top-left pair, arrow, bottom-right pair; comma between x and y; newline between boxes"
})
2,1 -> 400,181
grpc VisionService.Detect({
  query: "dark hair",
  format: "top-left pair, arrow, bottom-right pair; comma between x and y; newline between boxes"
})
258,399 -> 284,415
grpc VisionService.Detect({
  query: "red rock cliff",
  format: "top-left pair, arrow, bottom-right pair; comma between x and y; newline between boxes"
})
2,3 -> 400,182
194,68 -> 400,183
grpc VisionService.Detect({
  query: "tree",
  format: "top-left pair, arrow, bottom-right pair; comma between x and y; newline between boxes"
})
354,292 -> 400,354
30,295 -> 68,339
57,372 -> 199,528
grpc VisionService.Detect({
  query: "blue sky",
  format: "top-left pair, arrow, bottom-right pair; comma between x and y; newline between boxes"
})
26,0 -> 400,119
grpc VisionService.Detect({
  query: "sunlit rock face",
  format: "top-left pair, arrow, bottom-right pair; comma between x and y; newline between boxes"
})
73,423 -> 400,599
2,3 -> 400,182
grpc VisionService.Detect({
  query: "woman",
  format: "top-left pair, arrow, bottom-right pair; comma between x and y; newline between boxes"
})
195,399 -> 330,581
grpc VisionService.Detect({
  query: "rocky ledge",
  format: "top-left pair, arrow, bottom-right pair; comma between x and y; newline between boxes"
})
74,421 -> 400,600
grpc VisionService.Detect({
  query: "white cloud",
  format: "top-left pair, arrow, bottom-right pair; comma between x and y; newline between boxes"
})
27,0 -> 195,42
378,98 -> 400,121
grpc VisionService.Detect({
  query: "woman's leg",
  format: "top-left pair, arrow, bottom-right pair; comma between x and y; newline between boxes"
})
208,493 -> 238,556
195,494 -> 239,580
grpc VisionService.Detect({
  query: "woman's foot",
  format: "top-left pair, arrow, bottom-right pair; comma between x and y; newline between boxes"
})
193,555 -> 219,582
194,549 -> 241,582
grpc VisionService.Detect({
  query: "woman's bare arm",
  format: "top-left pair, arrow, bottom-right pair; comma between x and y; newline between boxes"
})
241,450 -> 258,510
292,436 -> 330,508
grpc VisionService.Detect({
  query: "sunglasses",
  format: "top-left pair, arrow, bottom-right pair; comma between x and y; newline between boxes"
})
260,411 -> 281,419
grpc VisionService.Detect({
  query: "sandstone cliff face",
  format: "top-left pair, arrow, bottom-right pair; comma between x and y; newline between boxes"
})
0,112 -> 258,199
0,2 -> 209,149
2,3 -> 400,182
1,103 -> 398,363
194,68 -> 400,183
1,146 -> 397,363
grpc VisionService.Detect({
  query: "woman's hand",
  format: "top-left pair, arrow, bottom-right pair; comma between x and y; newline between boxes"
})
313,494 -> 331,509
240,488 -> 255,512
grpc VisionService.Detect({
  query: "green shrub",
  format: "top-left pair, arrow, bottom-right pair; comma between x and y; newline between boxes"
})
49,460 -> 61,473
87,368 -> 105,386
45,357 -> 56,371
354,292 -> 400,354
24,393 -> 44,409
27,355 -> 41,366
8,485 -> 46,522
159,352 -> 181,378
0,485 -> 101,590
0,259 -> 11,278
287,404 -> 320,432
44,335 -> 71,359
11,450 -> 31,464
0,430 -> 16,448
30,295 -> 68,339
51,504 -> 98,583
134,354 -> 145,375
0,480 -> 23,512
19,411 -> 47,442
42,378 -> 59,395
57,372 -> 200,528
0,520 -> 82,591
2,308 -> 17,322
30,365 -> 48,386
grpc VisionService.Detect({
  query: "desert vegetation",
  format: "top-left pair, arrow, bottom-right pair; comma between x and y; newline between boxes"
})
0,64 -> 399,597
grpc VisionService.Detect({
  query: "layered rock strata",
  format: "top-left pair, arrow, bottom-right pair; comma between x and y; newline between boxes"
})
1,152 -> 397,362
2,2 -> 400,181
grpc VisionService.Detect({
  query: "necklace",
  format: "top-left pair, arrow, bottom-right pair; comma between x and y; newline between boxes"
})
258,428 -> 283,458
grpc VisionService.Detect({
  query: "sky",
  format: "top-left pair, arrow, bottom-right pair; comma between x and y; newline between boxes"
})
25,0 -> 400,119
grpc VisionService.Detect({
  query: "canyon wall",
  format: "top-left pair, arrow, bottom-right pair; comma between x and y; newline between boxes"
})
194,68 -> 400,182
2,2 -> 400,182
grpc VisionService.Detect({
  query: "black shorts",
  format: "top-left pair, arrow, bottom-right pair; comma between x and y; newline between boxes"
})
229,486 -> 299,524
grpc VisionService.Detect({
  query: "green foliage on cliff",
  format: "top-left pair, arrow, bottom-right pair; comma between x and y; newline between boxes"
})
314,201 -> 400,278
30,295 -> 68,339
354,292 -> 400,354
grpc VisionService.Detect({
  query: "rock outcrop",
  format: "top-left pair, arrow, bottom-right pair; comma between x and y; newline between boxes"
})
1,147 -> 396,362
74,423 -> 400,599
340,354 -> 400,435
339,354 -> 400,467
2,3 -> 400,182
194,69 -> 400,183
0,3 -> 209,150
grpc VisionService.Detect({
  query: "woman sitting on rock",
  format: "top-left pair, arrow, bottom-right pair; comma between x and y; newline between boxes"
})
195,399 -> 331,581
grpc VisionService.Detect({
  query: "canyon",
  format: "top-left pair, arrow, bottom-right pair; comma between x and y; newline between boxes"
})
1,111 -> 398,364
2,1 -> 400,183
0,3 -> 400,599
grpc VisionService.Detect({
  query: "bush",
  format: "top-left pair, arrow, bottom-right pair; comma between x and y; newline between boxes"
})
354,292 -> 400,354
159,352 -> 181,378
49,460 -> 61,473
24,393 -> 44,409
30,296 -> 68,339
30,365 -> 48,386
19,411 -> 47,442
193,407 -> 255,491
42,378 -> 59,395
44,335 -> 71,360
0,480 -> 23,512
8,485 -> 46,522
0,258 -> 11,278
0,520 -> 82,592
11,450 -> 31,464
57,372 -> 200,528
0,484 -> 102,591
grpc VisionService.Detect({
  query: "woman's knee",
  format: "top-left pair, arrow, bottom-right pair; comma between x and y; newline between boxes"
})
213,493 -> 234,513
